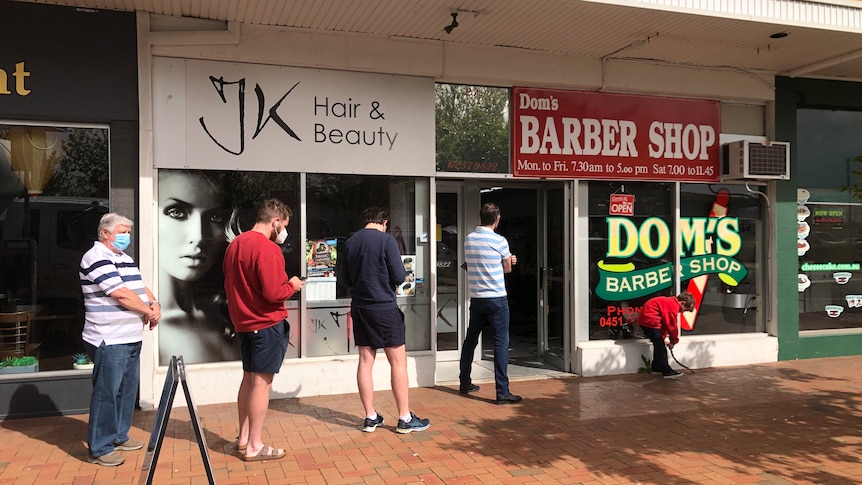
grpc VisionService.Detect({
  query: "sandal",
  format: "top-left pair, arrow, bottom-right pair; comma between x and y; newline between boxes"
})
242,444 -> 286,462
234,436 -> 247,453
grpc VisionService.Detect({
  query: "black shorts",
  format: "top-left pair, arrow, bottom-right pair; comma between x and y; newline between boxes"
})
238,319 -> 290,374
351,306 -> 405,349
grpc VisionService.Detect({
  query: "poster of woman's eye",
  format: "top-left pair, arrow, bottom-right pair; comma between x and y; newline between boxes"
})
157,169 -> 300,365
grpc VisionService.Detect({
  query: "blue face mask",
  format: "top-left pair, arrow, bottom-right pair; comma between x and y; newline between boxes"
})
111,233 -> 131,251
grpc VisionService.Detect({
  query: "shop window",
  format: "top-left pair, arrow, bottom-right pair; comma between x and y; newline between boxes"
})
156,169 -> 299,366
679,184 -> 764,335
587,181 -> 762,340
306,174 -> 431,356
797,108 -> 862,331
797,191 -> 862,331
435,84 -> 510,174
0,124 -> 109,371
588,182 -> 674,340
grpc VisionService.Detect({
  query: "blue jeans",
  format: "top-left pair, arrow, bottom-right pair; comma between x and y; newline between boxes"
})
460,297 -> 511,398
84,341 -> 141,457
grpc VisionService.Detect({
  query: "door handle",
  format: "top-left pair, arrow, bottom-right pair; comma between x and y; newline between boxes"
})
540,267 -> 554,290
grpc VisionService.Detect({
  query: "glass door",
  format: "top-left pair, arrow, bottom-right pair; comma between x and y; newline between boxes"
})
540,184 -> 570,370
435,184 -> 463,361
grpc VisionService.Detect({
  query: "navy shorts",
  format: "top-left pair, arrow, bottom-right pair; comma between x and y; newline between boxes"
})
238,319 -> 290,374
352,307 -> 405,349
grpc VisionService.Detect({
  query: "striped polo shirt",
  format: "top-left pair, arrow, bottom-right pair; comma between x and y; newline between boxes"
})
79,241 -> 150,346
464,226 -> 511,298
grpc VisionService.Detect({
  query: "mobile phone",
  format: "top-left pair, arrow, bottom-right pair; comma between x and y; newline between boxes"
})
299,276 -> 308,280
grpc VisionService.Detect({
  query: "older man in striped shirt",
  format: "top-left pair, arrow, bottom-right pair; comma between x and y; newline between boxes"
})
79,213 -> 160,467
458,202 -> 522,405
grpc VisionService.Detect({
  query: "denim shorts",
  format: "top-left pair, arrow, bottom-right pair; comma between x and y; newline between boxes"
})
238,319 -> 290,374
351,307 -> 405,349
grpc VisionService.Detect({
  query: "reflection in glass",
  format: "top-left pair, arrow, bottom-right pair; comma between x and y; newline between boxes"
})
435,84 -> 510,173
0,124 -> 109,371
680,184 -> 763,335
798,196 -> 862,331
435,191 -> 460,351
306,174 -> 431,355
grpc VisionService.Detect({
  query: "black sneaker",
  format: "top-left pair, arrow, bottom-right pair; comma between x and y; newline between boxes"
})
496,393 -> 523,405
361,412 -> 384,432
459,384 -> 479,395
663,370 -> 683,379
396,412 -> 430,434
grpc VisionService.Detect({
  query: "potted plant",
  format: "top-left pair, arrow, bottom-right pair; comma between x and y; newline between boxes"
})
72,353 -> 94,370
0,355 -> 39,374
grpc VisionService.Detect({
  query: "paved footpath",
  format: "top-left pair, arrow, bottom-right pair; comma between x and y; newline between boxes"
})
2,356 -> 862,484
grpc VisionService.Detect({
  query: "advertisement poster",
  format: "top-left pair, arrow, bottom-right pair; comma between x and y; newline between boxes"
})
512,87 -> 721,182
307,238 -> 337,277
396,255 -> 418,297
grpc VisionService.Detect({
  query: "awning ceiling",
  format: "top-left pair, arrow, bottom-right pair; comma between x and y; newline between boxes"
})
12,0 -> 862,81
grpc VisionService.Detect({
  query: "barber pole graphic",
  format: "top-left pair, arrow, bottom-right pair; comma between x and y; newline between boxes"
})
681,189 -> 730,331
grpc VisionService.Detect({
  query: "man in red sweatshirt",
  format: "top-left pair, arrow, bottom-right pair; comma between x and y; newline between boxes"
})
636,292 -> 695,379
223,198 -> 306,461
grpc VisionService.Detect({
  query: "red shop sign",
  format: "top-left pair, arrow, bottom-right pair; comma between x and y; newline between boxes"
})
512,87 -> 720,182
609,193 -> 634,216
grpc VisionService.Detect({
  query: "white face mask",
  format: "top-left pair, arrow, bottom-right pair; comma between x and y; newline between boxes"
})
274,226 -> 288,245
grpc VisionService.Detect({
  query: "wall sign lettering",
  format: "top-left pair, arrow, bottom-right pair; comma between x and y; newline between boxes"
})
512,87 -> 720,182
0,62 -> 31,96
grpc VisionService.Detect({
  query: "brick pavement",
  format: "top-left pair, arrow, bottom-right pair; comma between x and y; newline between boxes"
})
1,356 -> 862,484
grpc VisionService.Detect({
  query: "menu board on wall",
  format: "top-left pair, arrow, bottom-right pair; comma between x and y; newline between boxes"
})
512,87 -> 721,182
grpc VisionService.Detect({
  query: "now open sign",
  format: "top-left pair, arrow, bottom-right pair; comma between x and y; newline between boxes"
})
609,194 -> 634,216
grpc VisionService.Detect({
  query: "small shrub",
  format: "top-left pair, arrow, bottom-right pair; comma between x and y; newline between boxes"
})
0,356 -> 38,367
637,354 -> 653,373
73,353 -> 92,365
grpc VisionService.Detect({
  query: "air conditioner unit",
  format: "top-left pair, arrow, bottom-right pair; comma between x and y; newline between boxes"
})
721,140 -> 790,181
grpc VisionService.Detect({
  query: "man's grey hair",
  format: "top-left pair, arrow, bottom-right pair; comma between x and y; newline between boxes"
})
98,213 -> 134,240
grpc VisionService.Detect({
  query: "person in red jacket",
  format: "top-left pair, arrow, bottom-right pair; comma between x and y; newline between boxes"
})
636,292 -> 695,379
223,198 -> 306,461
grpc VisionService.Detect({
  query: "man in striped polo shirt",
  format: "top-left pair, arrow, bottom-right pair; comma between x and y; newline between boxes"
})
80,213 -> 161,467
458,202 -> 523,405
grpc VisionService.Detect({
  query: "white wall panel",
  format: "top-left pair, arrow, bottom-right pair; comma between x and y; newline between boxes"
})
153,24 -> 776,103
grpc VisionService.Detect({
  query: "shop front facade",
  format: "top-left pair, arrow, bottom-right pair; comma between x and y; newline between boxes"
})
3,0 -> 862,415
0,1 -> 139,417
135,10 -> 785,409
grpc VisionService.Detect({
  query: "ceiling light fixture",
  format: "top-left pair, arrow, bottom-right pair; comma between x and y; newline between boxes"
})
444,12 -> 459,34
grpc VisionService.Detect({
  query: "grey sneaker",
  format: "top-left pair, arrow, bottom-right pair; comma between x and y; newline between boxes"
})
88,451 -> 125,466
114,438 -> 144,451
361,412 -> 384,432
396,412 -> 430,434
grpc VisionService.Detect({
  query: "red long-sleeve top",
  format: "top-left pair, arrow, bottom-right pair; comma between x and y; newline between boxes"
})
223,231 -> 296,332
636,295 -> 682,345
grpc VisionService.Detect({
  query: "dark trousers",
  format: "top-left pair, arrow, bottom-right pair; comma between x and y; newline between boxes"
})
641,326 -> 673,374
459,297 -> 511,397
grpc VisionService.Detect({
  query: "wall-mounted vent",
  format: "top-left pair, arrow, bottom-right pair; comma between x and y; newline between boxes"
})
722,140 -> 790,181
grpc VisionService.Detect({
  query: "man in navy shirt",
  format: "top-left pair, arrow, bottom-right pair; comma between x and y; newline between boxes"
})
341,206 -> 430,434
